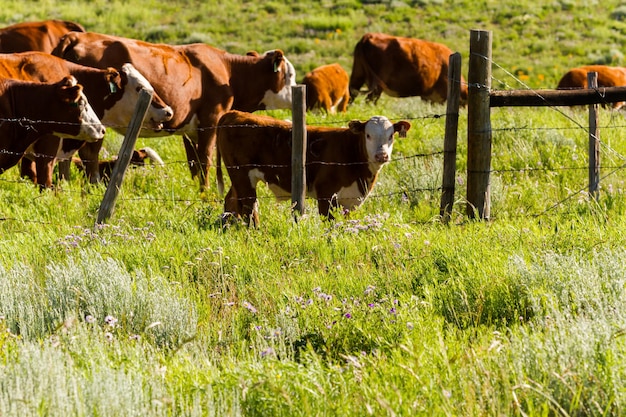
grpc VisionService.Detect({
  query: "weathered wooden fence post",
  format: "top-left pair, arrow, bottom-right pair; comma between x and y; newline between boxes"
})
466,29 -> 492,220
440,52 -> 462,223
588,72 -> 600,200
291,85 -> 307,221
96,88 -> 153,225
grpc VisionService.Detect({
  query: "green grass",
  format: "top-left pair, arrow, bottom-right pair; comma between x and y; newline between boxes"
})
3,1 -> 626,415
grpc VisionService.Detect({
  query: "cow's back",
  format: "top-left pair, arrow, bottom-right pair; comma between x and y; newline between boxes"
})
557,65 -> 626,109
0,20 -> 85,53
558,65 -> 626,89
54,31 -> 202,129
0,51 -> 74,82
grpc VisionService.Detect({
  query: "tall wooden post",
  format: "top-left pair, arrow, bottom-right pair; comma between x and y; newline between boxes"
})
440,52 -> 462,223
588,72 -> 600,200
466,29 -> 492,220
96,89 -> 153,225
291,85 -> 307,221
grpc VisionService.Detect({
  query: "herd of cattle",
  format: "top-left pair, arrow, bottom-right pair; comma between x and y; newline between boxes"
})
0,19 -> 622,224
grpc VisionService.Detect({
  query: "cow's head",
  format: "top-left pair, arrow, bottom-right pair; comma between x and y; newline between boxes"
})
102,63 -> 173,132
349,116 -> 411,165
54,76 -> 106,141
256,49 -> 297,110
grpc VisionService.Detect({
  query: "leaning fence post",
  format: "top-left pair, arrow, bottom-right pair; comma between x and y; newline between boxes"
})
466,29 -> 492,220
440,52 -> 462,223
96,88 -> 153,226
291,85 -> 307,221
588,72 -> 600,200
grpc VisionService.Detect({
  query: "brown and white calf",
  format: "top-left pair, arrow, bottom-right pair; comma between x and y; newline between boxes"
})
301,63 -> 350,113
216,110 -> 410,226
72,147 -> 164,182
0,51 -> 173,187
0,76 -> 105,174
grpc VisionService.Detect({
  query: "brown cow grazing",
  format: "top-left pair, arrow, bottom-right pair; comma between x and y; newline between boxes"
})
52,31 -> 296,190
72,147 -> 164,182
0,20 -> 85,53
301,63 -> 350,113
0,51 -> 173,188
216,110 -> 410,227
557,65 -> 626,109
349,32 -> 468,105
0,76 -> 105,175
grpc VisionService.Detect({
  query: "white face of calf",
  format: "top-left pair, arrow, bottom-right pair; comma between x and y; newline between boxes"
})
355,116 -> 409,165
102,63 -> 173,132
259,53 -> 296,110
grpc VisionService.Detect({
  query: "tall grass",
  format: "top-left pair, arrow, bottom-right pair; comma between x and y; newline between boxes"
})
2,0 -> 626,415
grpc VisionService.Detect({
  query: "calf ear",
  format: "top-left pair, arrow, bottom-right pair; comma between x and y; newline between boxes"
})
59,82 -> 83,104
348,120 -> 366,133
272,50 -> 284,72
246,51 -> 260,57
105,68 -> 122,94
393,121 -> 411,138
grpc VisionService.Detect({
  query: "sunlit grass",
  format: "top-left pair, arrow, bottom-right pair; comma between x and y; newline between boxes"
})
2,0 -> 626,415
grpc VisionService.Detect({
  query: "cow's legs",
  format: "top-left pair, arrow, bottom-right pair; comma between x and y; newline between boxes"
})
77,140 -> 104,184
223,169 -> 260,226
183,134 -> 201,179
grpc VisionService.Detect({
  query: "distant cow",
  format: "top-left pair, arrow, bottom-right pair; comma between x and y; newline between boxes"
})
216,110 -> 410,226
557,65 -> 626,109
0,51 -> 173,188
0,20 -> 85,53
72,147 -> 164,182
53,31 -> 296,190
0,76 -> 105,175
301,63 -> 350,113
349,32 -> 468,105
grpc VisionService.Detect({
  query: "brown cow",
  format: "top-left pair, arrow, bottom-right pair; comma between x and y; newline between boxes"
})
0,20 -> 85,53
216,110 -> 410,227
52,31 -> 296,190
0,51 -> 173,188
349,32 -> 468,105
301,63 -> 350,113
557,65 -> 626,109
0,76 -> 105,175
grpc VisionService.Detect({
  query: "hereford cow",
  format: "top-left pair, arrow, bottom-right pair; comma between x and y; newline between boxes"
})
301,63 -> 350,113
0,20 -> 85,53
0,51 -> 173,188
216,110 -> 410,227
72,147 -> 164,182
349,32 -> 468,105
0,76 -> 105,175
557,65 -> 626,109
52,31 -> 296,190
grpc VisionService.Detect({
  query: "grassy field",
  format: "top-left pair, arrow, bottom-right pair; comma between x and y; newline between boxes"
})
2,1 -> 626,416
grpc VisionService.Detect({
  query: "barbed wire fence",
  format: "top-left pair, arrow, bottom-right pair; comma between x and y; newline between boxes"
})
4,29 -> 626,226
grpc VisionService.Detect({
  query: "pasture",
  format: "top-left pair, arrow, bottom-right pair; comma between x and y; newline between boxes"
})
2,1 -> 626,415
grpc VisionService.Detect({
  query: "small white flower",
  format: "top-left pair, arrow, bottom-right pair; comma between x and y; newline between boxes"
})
104,315 -> 118,327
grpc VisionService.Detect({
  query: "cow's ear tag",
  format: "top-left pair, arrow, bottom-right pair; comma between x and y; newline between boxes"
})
273,61 -> 279,73
109,81 -> 118,94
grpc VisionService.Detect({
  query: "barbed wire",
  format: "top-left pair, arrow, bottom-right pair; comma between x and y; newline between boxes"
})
6,54 -> 626,223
